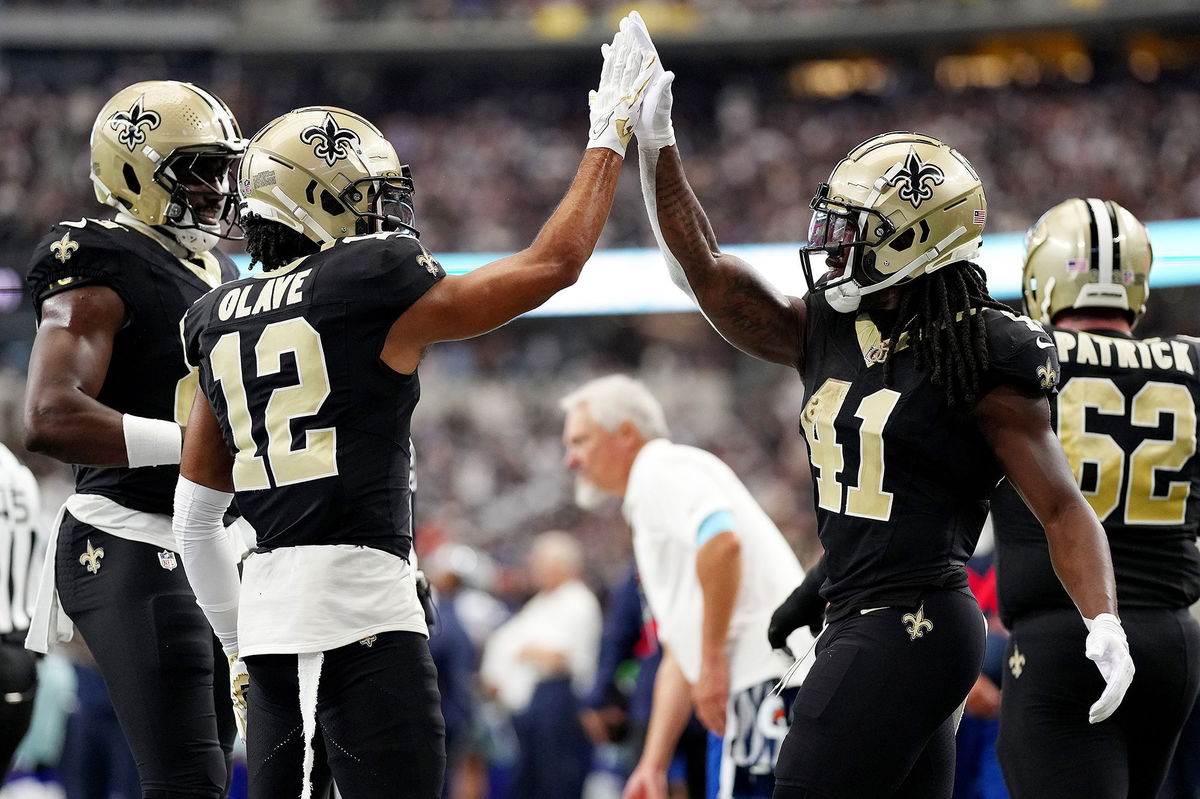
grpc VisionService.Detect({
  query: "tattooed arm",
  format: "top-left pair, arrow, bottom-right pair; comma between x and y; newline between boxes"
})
640,145 -> 807,368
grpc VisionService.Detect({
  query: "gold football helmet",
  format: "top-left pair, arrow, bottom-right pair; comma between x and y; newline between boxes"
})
91,81 -> 245,252
1022,198 -> 1152,327
238,106 -> 416,245
800,131 -> 987,313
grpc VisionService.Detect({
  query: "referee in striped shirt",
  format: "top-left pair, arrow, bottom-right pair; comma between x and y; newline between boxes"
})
0,443 -> 42,774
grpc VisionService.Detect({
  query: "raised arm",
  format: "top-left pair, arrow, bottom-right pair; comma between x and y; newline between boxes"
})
974,382 -> 1134,723
628,15 -> 806,368
383,21 -> 655,373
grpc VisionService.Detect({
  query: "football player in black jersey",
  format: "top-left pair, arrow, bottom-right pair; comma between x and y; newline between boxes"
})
171,22 -> 657,798
991,199 -> 1200,799
625,15 -> 1133,799
21,81 -> 244,798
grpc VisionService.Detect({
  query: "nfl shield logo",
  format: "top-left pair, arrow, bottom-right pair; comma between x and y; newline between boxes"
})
158,550 -> 178,571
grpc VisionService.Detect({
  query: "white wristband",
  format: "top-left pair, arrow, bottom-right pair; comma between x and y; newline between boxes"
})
123,414 -> 182,468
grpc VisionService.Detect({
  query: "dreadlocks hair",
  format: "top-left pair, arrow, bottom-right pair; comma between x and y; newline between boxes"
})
242,212 -> 319,272
882,261 -> 1012,409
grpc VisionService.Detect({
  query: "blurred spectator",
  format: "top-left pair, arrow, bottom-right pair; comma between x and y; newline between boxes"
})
581,561 -> 709,798
426,545 -> 492,799
953,538 -> 1010,799
480,531 -> 601,799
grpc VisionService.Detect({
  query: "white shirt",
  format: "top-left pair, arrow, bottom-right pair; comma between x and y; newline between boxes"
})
480,579 -> 601,714
623,438 -> 808,693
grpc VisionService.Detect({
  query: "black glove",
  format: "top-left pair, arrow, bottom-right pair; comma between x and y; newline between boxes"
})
768,556 -> 827,652
415,570 -> 436,629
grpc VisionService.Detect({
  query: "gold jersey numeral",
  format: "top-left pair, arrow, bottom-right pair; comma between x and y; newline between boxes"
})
802,379 -> 901,521
1057,377 -> 1195,525
209,318 -> 337,491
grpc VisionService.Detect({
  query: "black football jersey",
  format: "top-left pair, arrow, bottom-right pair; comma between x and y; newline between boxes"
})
993,328 -> 1200,623
182,233 -> 445,560
26,218 -> 238,515
800,289 -> 1060,618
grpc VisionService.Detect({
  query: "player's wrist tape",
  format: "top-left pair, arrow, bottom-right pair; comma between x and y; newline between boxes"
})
123,414 -> 182,467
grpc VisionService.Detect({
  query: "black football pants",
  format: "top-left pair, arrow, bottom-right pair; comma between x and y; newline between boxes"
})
55,513 -> 235,798
998,606 -> 1200,799
772,588 -> 985,798
0,638 -> 37,773
245,630 -> 446,799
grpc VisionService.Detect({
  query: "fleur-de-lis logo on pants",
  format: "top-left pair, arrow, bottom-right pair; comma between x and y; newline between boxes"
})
79,539 -> 105,574
108,97 -> 161,152
885,149 -> 945,209
902,604 -> 933,641
1009,644 -> 1026,678
299,112 -> 360,167
50,232 -> 79,264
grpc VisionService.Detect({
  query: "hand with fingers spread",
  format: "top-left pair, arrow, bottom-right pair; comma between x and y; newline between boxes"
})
587,16 -> 660,156
1083,613 -> 1135,723
625,10 -> 676,150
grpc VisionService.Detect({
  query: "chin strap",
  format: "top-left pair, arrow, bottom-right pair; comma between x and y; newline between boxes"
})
824,225 -> 971,314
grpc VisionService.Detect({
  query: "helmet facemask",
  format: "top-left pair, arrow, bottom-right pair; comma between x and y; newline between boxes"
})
799,181 -> 897,301
158,147 -> 245,252
339,166 -> 419,238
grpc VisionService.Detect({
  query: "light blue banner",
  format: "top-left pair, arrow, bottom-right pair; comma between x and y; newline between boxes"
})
234,219 -> 1199,318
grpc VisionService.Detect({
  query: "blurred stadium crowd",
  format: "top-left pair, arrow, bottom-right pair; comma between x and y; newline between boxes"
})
3,62 -> 1199,257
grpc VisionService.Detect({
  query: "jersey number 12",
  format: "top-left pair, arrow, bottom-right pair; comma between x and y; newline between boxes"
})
209,318 -> 338,491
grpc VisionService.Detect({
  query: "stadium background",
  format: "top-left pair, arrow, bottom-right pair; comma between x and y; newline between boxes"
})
0,0 -> 1198,795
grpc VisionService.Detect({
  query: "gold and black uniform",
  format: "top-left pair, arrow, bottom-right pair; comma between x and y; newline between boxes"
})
26,217 -> 239,798
773,288 -> 1060,799
182,233 -> 442,560
993,327 -> 1200,799
182,231 -> 447,798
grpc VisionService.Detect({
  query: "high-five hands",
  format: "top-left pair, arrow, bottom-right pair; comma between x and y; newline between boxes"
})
587,15 -> 662,155
1083,613 -> 1135,724
625,10 -> 676,150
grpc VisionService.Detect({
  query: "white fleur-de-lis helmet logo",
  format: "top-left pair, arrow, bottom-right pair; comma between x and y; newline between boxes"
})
885,149 -> 946,209
108,97 -> 162,152
299,112 -> 361,167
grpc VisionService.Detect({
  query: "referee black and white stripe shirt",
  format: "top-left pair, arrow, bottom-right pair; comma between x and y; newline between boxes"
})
0,444 -> 42,642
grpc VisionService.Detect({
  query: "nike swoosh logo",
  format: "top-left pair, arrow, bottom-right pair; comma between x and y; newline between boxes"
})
1036,338 -> 1054,349
859,606 -> 889,615
591,110 -> 615,138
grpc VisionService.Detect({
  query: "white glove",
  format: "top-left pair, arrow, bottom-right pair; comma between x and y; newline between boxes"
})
587,17 -> 658,155
625,9 -> 676,150
229,654 -> 249,741
1083,612 -> 1135,724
